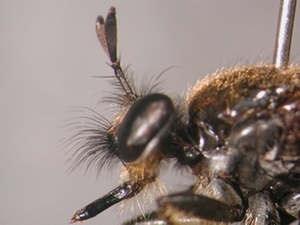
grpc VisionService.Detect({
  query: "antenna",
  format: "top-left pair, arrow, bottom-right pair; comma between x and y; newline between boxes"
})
96,7 -> 137,98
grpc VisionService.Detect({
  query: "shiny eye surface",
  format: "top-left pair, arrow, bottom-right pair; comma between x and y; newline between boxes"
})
118,93 -> 174,164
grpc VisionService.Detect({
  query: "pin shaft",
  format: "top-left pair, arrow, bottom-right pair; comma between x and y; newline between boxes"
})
273,0 -> 297,70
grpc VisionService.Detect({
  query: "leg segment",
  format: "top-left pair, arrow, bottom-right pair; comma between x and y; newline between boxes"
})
156,178 -> 245,224
243,192 -> 280,225
280,192 -> 300,220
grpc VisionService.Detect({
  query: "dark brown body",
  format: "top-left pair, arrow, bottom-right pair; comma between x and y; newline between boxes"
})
188,65 -> 300,129
70,6 -> 300,225
158,65 -> 300,224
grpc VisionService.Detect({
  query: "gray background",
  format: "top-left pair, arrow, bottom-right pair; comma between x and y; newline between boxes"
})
1,1 -> 300,225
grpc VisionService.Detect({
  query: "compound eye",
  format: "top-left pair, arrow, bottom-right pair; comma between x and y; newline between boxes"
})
117,93 -> 174,164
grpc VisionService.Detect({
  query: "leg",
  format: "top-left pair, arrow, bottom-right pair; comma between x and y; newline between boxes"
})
243,192 -> 280,225
280,192 -> 300,221
156,178 -> 245,224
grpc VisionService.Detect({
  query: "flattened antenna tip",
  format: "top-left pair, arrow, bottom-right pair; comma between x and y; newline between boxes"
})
273,0 -> 297,70
96,15 -> 105,24
108,6 -> 116,15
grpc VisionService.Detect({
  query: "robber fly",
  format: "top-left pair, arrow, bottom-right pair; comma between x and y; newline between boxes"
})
68,1 -> 300,224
